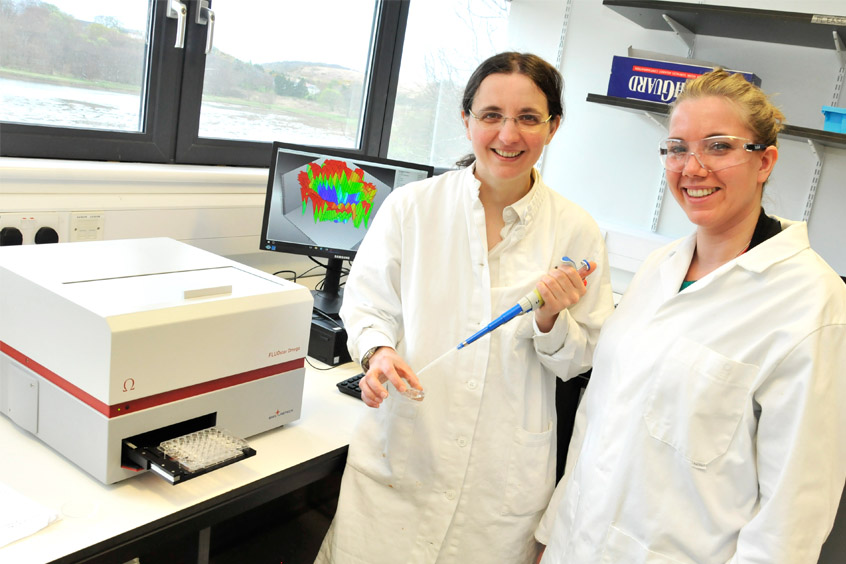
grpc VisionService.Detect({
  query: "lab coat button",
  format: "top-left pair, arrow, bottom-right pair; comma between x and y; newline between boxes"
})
445,489 -> 456,500
467,380 -> 477,390
457,437 -> 467,447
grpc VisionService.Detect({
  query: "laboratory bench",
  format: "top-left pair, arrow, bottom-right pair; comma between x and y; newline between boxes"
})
0,361 -> 364,564
3,358 -> 843,563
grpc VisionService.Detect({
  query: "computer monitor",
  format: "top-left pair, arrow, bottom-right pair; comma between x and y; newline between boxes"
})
260,141 -> 434,317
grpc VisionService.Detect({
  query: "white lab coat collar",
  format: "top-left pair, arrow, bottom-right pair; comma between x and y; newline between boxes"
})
463,164 -> 546,233
657,218 -> 810,299
462,163 -> 546,248
658,233 -> 697,300
507,168 -> 545,227
462,164 -> 482,201
737,218 -> 808,273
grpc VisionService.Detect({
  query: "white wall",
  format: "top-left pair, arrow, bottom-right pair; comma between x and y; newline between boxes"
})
0,158 -> 311,274
516,0 -> 846,292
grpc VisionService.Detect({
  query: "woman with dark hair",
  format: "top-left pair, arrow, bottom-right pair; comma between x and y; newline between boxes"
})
536,69 -> 846,563
315,52 -> 614,563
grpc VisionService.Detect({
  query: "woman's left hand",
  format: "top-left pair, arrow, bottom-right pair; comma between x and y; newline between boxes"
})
533,260 -> 597,333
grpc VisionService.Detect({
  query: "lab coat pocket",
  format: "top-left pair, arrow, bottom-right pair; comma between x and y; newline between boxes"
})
601,525 -> 687,563
347,396 -> 420,487
643,337 -> 757,467
500,423 -> 555,516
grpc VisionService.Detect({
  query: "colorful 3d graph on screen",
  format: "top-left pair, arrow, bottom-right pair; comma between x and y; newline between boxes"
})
298,159 -> 376,228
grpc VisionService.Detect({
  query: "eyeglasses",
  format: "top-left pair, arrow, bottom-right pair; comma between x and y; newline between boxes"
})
467,109 -> 553,132
659,135 -> 769,173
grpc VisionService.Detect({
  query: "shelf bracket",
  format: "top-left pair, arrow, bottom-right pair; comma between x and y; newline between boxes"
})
539,0 -> 574,176
804,139 -> 825,223
807,139 -> 825,161
651,176 -> 667,233
641,111 -> 666,130
662,14 -> 695,56
833,32 -> 846,106
834,31 -> 846,67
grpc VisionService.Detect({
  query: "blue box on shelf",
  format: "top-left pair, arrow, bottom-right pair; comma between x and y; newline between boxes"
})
607,56 -> 761,105
821,106 -> 846,134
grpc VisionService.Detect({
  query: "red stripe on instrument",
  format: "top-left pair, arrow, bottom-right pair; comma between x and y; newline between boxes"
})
0,341 -> 303,418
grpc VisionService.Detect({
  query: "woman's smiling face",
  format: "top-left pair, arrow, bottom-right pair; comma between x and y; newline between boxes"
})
666,95 -> 777,235
462,72 -> 559,188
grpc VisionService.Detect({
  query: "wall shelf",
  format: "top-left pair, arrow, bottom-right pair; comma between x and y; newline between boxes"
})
586,93 -> 846,150
603,0 -> 846,50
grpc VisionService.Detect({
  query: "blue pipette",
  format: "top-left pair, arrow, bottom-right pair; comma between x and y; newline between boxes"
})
456,257 -> 591,350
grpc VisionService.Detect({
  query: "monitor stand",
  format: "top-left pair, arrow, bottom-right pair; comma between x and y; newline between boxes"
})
311,257 -> 345,319
312,289 -> 343,319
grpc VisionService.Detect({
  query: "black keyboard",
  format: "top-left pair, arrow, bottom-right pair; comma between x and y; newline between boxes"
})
336,373 -> 364,400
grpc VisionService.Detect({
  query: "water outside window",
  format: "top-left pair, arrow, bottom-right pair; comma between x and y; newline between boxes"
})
197,0 -> 378,148
0,0 -> 509,166
0,0 -> 150,132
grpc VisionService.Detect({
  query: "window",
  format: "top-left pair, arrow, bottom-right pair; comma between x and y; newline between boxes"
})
0,0 -> 151,132
388,0 -> 509,169
0,0 -> 509,168
196,1 -> 378,149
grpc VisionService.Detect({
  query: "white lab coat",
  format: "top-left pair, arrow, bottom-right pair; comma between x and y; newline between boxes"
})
537,219 -> 846,564
315,166 -> 615,564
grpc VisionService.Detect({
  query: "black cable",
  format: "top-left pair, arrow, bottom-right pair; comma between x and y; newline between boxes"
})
272,269 -> 298,281
312,307 -> 344,329
305,357 -> 337,371
300,264 -> 326,278
306,256 -> 350,276
307,256 -> 327,269
307,256 -> 350,292
271,265 -> 334,284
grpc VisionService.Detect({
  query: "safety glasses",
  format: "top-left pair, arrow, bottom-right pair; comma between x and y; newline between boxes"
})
659,135 -> 768,173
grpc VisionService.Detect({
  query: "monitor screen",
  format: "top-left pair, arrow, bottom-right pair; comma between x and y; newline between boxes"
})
260,141 -> 434,316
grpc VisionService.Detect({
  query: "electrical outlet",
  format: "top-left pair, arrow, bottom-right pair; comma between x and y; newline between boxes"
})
0,212 -> 63,245
69,212 -> 105,242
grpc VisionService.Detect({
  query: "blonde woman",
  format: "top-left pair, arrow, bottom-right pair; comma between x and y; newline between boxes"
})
536,69 -> 846,563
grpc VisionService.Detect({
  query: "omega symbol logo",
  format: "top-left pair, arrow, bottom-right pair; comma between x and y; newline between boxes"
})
123,378 -> 136,392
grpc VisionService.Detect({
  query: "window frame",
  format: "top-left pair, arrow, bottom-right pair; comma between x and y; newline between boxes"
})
0,0 -> 411,167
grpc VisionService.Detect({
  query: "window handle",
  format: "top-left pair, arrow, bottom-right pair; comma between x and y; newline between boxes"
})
166,0 -> 187,49
196,0 -> 216,55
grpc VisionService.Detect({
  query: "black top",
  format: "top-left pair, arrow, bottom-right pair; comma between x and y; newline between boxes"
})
749,207 -> 783,251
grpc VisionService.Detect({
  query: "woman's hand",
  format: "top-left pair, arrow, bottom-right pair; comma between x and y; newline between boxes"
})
533,260 -> 597,333
358,347 -> 423,408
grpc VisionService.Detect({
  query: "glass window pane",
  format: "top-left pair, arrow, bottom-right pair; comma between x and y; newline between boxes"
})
0,0 -> 151,132
388,0 -> 509,168
197,0 -> 378,148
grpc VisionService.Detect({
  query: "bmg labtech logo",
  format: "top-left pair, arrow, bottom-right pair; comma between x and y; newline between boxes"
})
269,408 -> 294,420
